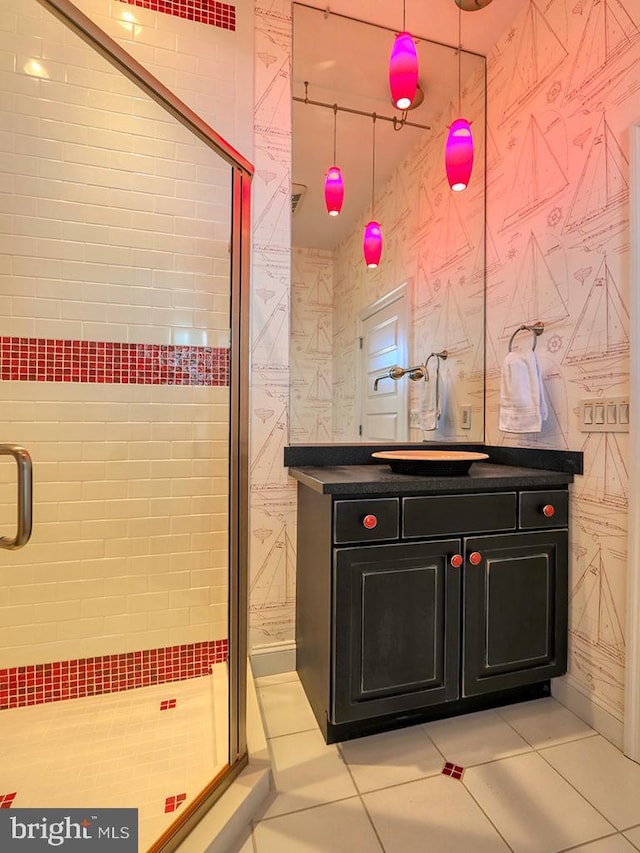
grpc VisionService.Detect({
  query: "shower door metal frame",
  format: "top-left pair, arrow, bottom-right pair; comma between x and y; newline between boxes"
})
34,0 -> 253,847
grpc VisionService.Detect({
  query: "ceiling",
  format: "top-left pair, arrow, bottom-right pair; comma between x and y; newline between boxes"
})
291,0 -> 528,251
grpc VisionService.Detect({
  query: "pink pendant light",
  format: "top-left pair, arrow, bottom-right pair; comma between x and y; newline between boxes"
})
363,115 -> 382,268
324,105 -> 344,215
445,117 -> 474,191
324,166 -> 344,216
446,5 -> 474,191
389,31 -> 418,110
363,221 -> 382,268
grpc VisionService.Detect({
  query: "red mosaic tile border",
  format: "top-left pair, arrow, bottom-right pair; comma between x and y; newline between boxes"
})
0,793 -> 17,809
0,338 -> 229,386
0,639 -> 228,710
442,761 -> 465,780
117,0 -> 235,30
165,793 -> 187,813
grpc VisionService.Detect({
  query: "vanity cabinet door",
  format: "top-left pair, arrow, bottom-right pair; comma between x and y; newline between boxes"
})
463,530 -> 568,697
331,539 -> 461,724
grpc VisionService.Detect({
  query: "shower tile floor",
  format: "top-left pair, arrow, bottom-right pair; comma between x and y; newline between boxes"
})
0,667 -> 228,851
241,671 -> 640,853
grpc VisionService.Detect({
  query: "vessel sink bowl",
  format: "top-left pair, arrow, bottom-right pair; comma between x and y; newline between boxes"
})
371,449 -> 489,476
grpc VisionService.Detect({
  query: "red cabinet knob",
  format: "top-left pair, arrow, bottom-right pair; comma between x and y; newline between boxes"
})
469,551 -> 482,566
363,514 -> 378,530
542,504 -> 555,518
450,554 -> 463,568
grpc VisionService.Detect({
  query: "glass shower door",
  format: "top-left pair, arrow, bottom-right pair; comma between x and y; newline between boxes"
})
0,1 -> 248,848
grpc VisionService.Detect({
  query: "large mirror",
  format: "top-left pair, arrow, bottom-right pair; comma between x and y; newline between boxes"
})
290,4 -> 486,444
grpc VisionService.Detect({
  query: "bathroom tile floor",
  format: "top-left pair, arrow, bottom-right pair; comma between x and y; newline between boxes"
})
0,668 -> 228,851
241,672 -> 640,853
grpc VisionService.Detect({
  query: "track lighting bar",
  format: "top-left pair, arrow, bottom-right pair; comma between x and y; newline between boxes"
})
294,83 -> 431,133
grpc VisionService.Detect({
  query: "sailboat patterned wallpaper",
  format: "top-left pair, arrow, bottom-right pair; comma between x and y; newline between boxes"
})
484,0 -> 638,721
290,248 -> 334,442
250,0 -> 638,723
251,0 -> 296,650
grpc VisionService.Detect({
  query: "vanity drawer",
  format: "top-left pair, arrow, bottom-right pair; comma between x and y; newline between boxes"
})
519,490 -> 568,529
403,492 -> 517,538
334,498 -> 399,544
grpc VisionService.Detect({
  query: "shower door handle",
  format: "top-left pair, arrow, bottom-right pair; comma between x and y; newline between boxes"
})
0,445 -> 33,550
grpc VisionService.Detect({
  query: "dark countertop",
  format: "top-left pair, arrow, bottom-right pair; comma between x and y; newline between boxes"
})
288,462 -> 574,496
284,443 -> 583,475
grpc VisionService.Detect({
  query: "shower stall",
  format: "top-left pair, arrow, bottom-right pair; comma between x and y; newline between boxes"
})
0,0 -> 251,849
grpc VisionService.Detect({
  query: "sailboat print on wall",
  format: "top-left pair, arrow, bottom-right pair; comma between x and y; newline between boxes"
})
569,356 -> 629,395
562,256 -> 629,364
306,411 -> 332,442
485,126 -> 502,181
570,543 -> 625,665
562,114 -> 629,234
249,524 -> 296,641
501,116 -> 569,231
435,281 -> 471,353
564,0 -> 640,104
387,169 -> 413,235
470,222 -> 501,288
500,233 -> 569,339
306,318 -> 332,355
500,1 -> 568,124
290,406 -> 332,443
252,292 -> 289,369
429,191 -> 474,274
250,404 -> 289,489
416,172 -> 436,232
255,52 -> 290,134
414,251 -> 435,312
305,365 -> 332,401
472,329 -> 500,384
289,295 -> 305,343
253,172 -> 290,245
575,432 -> 628,509
307,268 -> 332,307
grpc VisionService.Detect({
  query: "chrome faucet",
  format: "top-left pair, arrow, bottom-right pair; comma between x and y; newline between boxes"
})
373,351 -> 448,391
373,364 -> 425,391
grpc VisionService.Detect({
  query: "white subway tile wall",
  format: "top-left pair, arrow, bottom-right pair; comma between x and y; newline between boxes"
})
0,0 -> 236,668
74,0 -> 253,159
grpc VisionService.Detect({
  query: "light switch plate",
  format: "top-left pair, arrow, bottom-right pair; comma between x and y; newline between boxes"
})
579,397 -> 629,432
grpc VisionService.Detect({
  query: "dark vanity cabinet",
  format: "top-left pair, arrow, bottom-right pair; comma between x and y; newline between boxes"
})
292,466 -> 572,743
463,528 -> 567,697
333,537 -> 461,723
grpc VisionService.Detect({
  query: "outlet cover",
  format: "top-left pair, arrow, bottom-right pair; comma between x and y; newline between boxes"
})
461,406 -> 472,429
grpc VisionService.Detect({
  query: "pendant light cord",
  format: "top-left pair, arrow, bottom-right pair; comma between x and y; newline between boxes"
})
332,103 -> 337,164
371,113 -> 377,218
458,5 -> 462,115
402,0 -> 406,30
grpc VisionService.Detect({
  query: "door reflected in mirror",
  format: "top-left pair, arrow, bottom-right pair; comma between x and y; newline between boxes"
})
290,4 -> 486,444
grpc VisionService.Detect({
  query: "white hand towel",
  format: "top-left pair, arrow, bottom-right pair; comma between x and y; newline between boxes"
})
437,369 -> 452,430
499,349 -> 548,433
420,357 -> 441,431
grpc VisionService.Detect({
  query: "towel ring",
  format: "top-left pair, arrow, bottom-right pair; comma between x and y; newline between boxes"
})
424,350 -> 448,367
508,322 -> 544,352
423,350 -> 448,378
